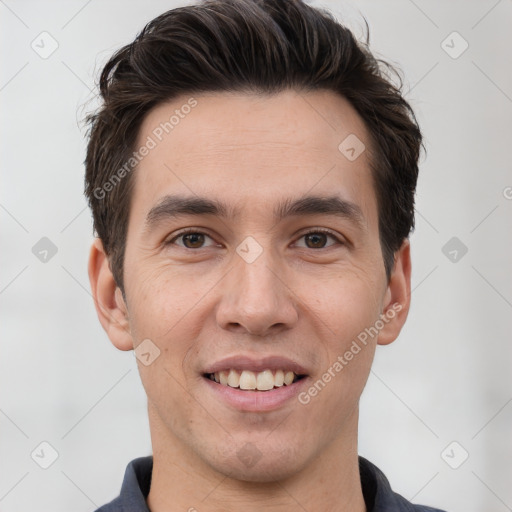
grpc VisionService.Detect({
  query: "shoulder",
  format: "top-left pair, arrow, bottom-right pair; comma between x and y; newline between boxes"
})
359,456 -> 448,512
93,497 -> 123,512
92,456 -> 153,512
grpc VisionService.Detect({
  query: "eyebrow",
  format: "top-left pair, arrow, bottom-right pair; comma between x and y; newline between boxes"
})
144,193 -> 366,232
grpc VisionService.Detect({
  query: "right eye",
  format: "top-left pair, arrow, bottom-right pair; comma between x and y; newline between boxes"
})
165,229 -> 218,249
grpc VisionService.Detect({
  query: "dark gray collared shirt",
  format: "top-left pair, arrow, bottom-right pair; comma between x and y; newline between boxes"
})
95,455 -> 447,511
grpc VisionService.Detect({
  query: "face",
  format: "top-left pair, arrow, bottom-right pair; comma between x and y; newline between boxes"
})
90,89 -> 410,482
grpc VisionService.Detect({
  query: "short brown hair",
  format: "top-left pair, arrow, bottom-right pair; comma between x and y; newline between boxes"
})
84,0 -> 422,292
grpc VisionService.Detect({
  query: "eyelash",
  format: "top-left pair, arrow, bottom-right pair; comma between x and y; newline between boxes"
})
166,228 -> 344,249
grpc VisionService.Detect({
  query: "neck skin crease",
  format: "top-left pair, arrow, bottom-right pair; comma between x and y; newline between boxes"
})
145,403 -> 367,512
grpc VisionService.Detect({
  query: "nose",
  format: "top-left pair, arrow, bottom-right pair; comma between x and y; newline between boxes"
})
215,245 -> 299,337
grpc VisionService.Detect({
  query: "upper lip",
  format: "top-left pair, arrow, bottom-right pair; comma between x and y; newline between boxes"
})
203,355 -> 309,376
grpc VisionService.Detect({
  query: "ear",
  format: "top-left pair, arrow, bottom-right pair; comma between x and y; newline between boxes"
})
377,240 -> 412,346
88,238 -> 134,351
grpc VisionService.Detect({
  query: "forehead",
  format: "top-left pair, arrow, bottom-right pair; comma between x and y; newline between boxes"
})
131,89 -> 377,225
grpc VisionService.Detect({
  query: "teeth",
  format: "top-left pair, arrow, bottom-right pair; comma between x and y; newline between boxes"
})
227,369 -> 240,388
239,370 -> 257,390
256,370 -> 274,391
284,371 -> 294,386
219,370 -> 229,385
210,369 -> 301,391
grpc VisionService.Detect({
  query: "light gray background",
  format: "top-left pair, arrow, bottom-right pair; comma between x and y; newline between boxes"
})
1,1 -> 511,511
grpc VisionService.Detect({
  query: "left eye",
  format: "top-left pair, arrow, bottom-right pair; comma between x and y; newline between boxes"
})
295,230 -> 341,249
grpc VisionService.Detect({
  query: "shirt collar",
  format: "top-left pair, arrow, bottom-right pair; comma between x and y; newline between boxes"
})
108,455 -> 441,512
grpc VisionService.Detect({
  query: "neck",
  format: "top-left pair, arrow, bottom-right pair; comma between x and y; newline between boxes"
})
146,405 -> 366,512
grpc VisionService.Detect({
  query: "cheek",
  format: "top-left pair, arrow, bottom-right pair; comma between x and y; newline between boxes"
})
126,266 -> 207,422
293,268 -> 381,414
124,263 -> 221,404
298,263 -> 383,341
125,261 -> 215,342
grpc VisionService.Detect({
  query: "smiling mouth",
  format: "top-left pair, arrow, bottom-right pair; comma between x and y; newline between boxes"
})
203,369 -> 306,392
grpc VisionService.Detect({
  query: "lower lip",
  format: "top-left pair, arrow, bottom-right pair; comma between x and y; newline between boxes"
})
202,375 -> 309,412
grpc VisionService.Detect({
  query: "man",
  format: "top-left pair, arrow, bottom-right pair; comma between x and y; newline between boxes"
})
85,0 -> 447,510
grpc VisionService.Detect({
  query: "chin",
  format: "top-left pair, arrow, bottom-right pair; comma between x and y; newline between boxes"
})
208,441 -> 308,483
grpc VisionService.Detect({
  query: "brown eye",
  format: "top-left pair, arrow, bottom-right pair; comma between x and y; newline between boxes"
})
166,230 -> 216,249
304,232 -> 328,249
296,229 -> 341,249
181,233 -> 205,248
